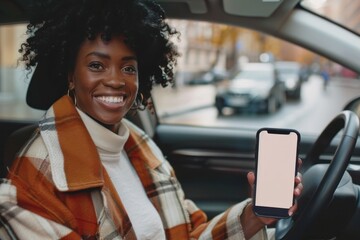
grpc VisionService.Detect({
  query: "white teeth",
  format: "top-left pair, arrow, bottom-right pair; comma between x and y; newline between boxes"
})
97,96 -> 124,103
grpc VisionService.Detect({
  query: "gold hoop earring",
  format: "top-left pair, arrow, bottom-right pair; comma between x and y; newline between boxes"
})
139,93 -> 144,105
131,93 -> 145,110
68,88 -> 77,106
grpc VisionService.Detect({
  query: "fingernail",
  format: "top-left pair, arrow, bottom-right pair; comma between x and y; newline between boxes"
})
295,188 -> 300,195
288,211 -> 294,216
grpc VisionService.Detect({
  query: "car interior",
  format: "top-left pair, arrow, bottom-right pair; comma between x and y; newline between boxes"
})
1,0 -> 360,239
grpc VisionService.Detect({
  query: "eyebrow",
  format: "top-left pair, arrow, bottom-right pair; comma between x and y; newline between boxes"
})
86,51 -> 137,61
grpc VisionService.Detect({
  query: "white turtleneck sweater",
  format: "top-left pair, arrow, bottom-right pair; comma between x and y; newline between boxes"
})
77,108 -> 166,240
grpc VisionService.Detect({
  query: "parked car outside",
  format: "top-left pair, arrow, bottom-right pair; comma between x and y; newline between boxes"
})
215,62 -> 285,115
275,61 -> 303,100
188,68 -> 229,85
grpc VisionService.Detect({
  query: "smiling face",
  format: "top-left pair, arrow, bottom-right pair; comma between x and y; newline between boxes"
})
68,35 -> 138,132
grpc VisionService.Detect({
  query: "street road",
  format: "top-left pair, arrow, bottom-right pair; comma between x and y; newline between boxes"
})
153,75 -> 360,135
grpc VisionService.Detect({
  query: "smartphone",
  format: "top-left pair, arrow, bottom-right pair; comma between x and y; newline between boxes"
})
253,127 -> 300,218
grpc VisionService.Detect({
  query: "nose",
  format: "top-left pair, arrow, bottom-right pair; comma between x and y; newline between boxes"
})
103,68 -> 125,89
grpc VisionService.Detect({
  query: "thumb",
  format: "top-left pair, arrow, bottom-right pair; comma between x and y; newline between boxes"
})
247,171 -> 255,197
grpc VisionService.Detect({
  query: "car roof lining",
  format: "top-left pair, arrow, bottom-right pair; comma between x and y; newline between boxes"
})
156,0 -> 208,14
157,0 -> 285,17
0,0 -> 28,24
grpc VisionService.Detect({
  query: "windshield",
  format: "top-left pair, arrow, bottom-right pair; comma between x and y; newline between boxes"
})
150,20 -> 359,136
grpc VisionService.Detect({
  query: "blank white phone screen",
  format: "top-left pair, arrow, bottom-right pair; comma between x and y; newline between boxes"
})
255,131 -> 298,209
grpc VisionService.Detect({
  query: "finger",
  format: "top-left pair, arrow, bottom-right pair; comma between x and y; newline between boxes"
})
295,172 -> 302,184
294,170 -> 303,196
247,171 -> 255,186
294,182 -> 303,197
297,158 -> 303,167
247,171 -> 255,197
288,201 -> 298,217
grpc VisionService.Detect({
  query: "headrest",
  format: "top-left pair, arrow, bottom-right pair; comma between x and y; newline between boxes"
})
26,60 -> 67,110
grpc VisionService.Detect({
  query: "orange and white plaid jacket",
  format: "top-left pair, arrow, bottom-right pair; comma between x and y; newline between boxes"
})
0,96 -> 268,240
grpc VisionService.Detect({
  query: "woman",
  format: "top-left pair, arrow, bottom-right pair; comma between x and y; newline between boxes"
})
0,0 -> 302,239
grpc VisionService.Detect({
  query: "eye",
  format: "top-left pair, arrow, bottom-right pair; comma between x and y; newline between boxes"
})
122,65 -> 137,75
88,62 -> 104,71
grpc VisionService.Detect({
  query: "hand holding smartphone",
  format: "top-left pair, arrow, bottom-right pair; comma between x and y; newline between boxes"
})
253,127 -> 300,218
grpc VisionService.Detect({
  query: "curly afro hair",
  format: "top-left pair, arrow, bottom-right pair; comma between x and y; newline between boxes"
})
20,0 -> 179,110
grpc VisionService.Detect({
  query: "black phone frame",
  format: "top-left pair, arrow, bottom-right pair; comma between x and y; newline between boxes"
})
253,127 -> 300,219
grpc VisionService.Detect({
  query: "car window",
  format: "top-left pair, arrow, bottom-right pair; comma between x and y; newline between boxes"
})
151,20 -> 360,136
1,20 -> 360,137
0,24 -> 43,121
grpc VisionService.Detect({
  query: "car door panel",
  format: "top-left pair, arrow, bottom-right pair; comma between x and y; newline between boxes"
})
153,124 -> 360,219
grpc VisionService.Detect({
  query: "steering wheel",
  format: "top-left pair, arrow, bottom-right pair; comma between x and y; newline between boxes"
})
275,110 -> 359,240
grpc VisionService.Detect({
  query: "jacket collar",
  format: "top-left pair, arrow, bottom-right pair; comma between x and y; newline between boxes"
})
39,96 -> 103,191
39,95 -> 162,192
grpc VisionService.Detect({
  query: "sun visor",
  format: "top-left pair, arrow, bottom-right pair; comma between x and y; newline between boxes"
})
223,0 -> 283,17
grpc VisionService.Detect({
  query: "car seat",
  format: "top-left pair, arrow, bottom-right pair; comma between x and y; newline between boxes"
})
1,124 -> 37,178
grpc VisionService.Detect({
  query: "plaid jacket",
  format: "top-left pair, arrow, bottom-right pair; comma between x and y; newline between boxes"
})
0,96 -> 268,240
